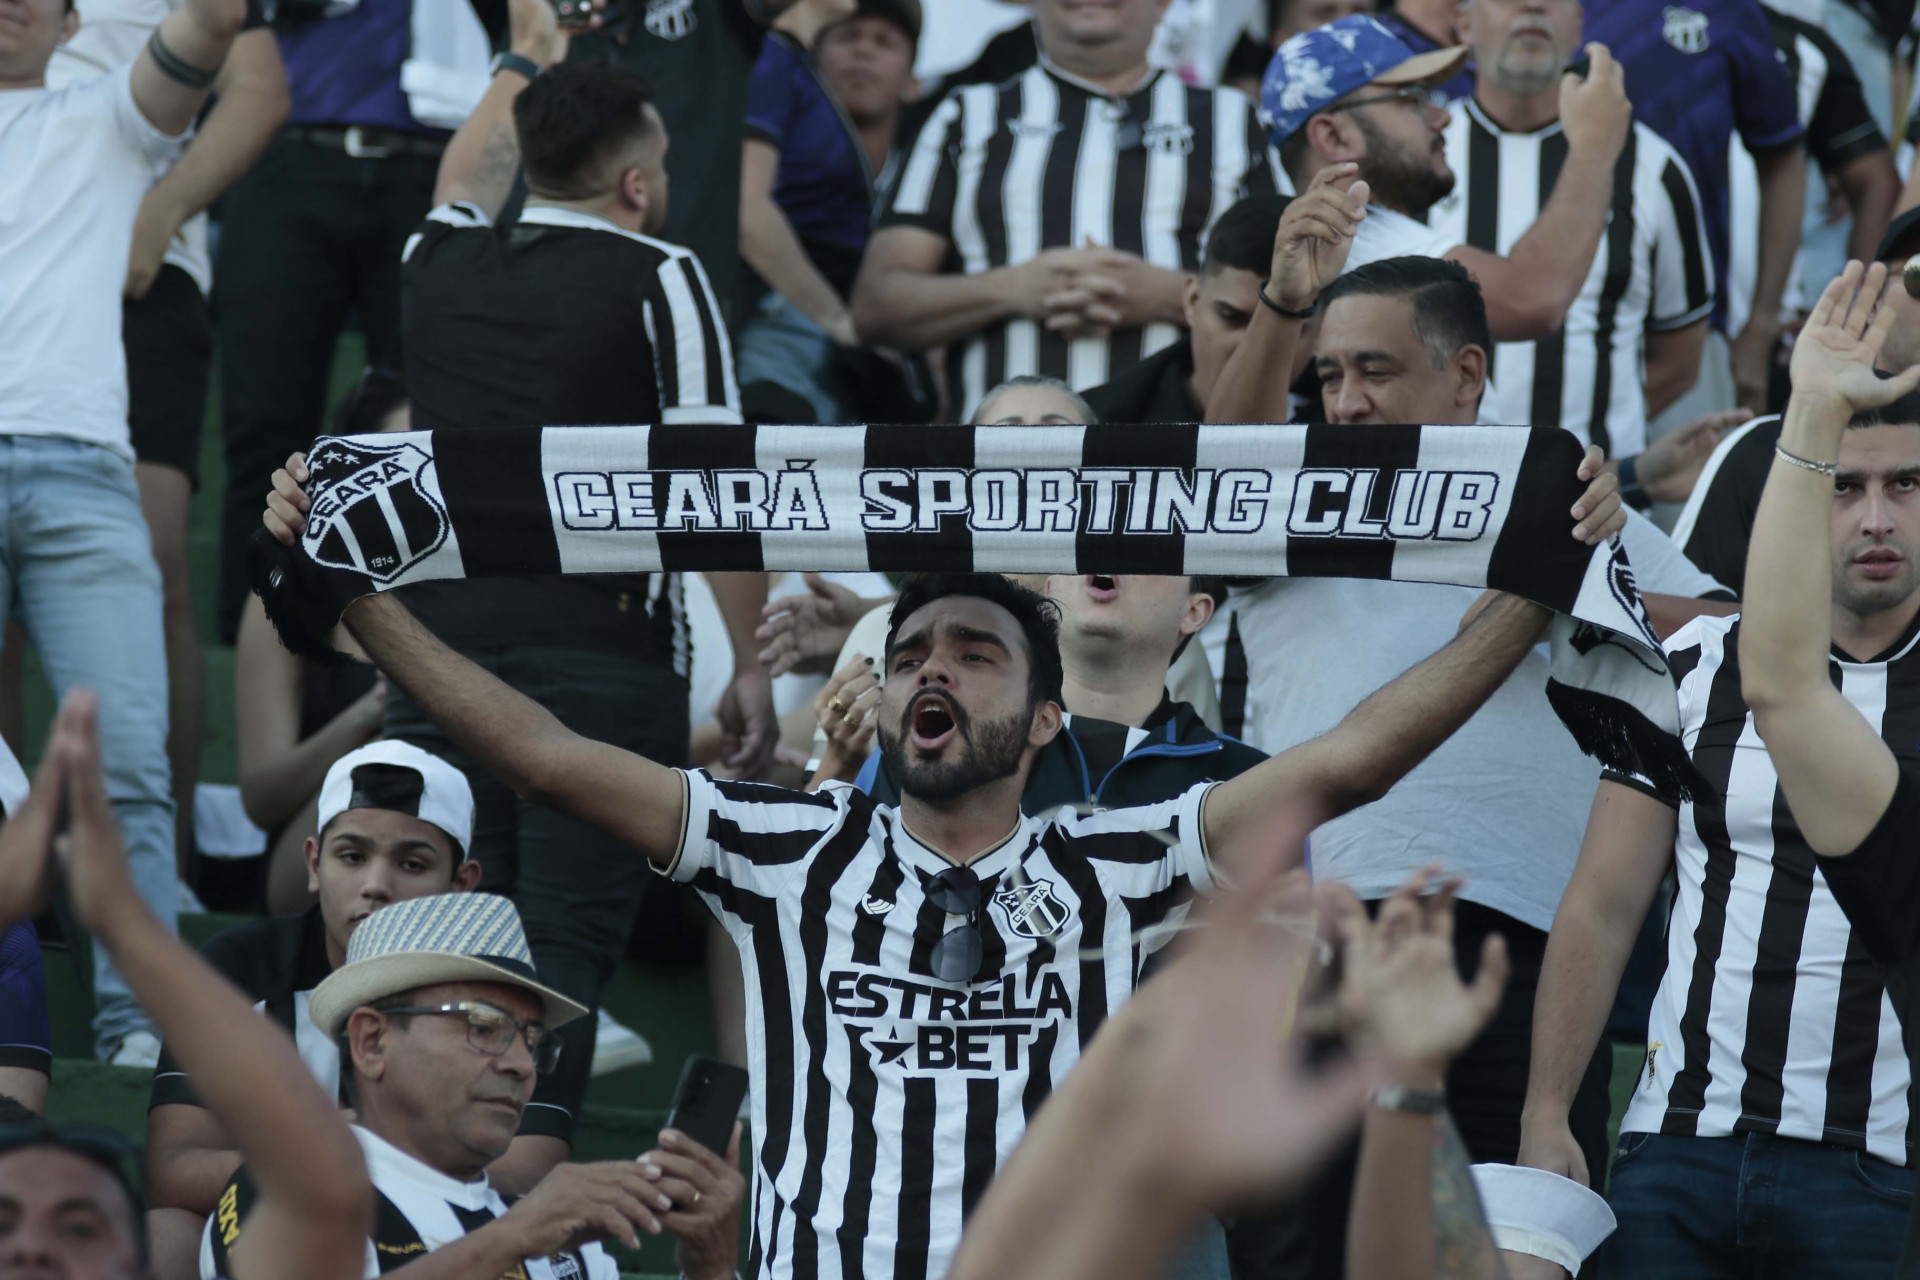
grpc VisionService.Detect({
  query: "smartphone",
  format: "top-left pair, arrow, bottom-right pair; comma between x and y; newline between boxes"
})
663,1055 -> 748,1156
1565,56 -> 1591,79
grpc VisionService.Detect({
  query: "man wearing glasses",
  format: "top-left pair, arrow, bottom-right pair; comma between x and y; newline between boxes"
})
266,438 -> 1618,1280
1265,13 -> 1632,344
201,890 -> 747,1280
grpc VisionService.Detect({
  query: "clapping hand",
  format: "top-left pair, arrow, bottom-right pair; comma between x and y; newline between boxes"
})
755,574 -> 874,677
1789,261 -> 1920,416
1269,163 -> 1369,313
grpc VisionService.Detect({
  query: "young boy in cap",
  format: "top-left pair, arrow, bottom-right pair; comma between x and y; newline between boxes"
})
202,893 -> 746,1280
146,742 -> 568,1280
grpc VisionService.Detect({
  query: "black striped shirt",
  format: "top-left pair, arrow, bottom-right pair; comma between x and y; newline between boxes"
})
1429,105 -> 1714,455
878,59 -> 1280,416
1615,612 -> 1913,1162
661,769 -> 1216,1279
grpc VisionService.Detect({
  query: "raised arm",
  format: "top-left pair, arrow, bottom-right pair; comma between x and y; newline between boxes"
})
16,694 -> 369,1280
132,0 -> 249,137
1444,45 -> 1631,342
126,28 -> 287,300
432,0 -> 578,216
1516,779 -> 1675,1186
264,454 -> 690,862
1202,592 -> 1551,874
1207,163 -> 1367,425
1741,261 -> 1920,851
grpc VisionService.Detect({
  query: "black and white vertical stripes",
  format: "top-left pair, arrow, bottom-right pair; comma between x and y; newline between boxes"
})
1620,614 -> 1912,1163
879,62 -> 1280,415
1430,103 -> 1714,457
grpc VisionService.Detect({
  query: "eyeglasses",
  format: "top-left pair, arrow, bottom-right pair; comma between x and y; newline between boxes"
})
379,1001 -> 562,1074
925,865 -> 985,983
1325,84 -> 1436,116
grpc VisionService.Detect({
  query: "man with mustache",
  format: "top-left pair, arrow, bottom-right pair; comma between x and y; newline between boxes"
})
260,453 -> 1622,1277
1264,13 -> 1630,343
1430,0 -> 1716,471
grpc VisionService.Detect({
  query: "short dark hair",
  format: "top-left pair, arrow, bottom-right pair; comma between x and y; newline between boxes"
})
0,1114 -> 148,1267
885,574 -> 1064,709
1321,255 -> 1492,370
513,61 -> 659,200
1849,391 -> 1920,429
1202,195 -> 1292,277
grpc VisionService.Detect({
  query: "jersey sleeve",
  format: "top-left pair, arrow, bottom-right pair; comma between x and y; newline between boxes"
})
661,769 -> 857,893
1056,782 -> 1217,901
877,89 -> 964,237
1815,764 -> 1920,965
643,250 -> 745,424
1727,0 -> 1807,154
0,923 -> 49,1079
1646,141 -> 1716,331
1671,414 -> 1781,589
1802,24 -> 1887,171
743,33 -> 799,148
108,62 -> 187,159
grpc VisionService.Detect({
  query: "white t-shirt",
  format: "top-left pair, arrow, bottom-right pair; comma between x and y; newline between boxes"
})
0,65 -> 180,457
1235,510 -> 1726,931
45,0 -> 211,293
1344,203 -> 1459,272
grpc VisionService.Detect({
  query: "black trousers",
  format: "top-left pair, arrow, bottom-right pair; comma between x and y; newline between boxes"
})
1229,900 -> 1615,1280
383,645 -> 692,1138
214,134 -> 438,641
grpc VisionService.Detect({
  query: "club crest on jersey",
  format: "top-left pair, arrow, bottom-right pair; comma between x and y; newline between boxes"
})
992,878 -> 1071,940
860,894 -> 896,917
302,437 -> 449,584
643,0 -> 695,40
1662,6 -> 1708,53
546,1252 -> 583,1278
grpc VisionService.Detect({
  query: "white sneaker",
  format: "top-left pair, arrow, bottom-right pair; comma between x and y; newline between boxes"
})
591,1008 -> 653,1076
109,1030 -> 162,1069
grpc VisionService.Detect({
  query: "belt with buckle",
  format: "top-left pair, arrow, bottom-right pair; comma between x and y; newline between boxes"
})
287,125 -> 447,159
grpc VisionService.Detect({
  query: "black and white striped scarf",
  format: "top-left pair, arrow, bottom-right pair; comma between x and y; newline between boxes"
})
253,422 -> 1706,799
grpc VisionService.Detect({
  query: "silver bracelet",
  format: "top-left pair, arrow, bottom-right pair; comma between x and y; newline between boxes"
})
1774,443 -> 1838,477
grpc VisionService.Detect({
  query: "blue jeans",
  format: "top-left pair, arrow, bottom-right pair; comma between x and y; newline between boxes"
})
736,292 -> 848,424
1603,1130 -> 1913,1278
0,437 -> 175,1055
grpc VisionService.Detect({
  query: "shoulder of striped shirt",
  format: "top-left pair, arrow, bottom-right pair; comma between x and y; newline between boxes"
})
1667,413 -> 1778,549
425,201 -> 492,229
1663,607 -> 1737,660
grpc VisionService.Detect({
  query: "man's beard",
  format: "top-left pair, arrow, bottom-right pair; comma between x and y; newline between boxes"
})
1354,114 -> 1455,219
879,698 -> 1031,805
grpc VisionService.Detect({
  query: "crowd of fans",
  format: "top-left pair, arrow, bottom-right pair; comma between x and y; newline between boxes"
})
9,0 -> 1920,1274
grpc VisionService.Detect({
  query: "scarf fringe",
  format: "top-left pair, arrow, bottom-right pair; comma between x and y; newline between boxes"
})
1546,679 -> 1714,804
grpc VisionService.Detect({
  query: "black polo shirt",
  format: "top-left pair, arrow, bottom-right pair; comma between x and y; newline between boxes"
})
398,200 -> 743,665
1082,337 -> 1202,425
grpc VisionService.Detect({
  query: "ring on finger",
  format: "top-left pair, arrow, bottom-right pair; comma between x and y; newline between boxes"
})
692,1189 -> 703,1206
827,698 -> 847,715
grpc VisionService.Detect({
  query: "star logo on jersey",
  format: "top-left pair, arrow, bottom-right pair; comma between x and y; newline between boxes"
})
302,436 -> 450,585
992,877 -> 1071,940
860,895 -> 896,917
1661,6 -> 1708,54
870,1031 -> 915,1065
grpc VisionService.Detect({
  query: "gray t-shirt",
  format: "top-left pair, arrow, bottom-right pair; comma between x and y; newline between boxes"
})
1236,509 -> 1725,931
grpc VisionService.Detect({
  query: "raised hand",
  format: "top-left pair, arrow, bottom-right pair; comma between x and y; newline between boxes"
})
264,451 -> 313,546
1790,261 -> 1920,414
810,654 -> 880,784
1269,163 -> 1369,313
1570,444 -> 1624,544
1558,43 -> 1630,161
48,692 -> 146,937
755,574 -> 875,677
0,711 -> 68,930
1636,408 -> 1752,504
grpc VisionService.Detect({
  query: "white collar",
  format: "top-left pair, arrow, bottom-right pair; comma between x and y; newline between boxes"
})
1036,53 -> 1160,103
353,1125 -> 496,1212
516,204 -> 684,255
886,809 -> 1038,882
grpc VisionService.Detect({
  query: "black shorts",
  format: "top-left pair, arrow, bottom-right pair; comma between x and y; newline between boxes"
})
124,263 -> 212,487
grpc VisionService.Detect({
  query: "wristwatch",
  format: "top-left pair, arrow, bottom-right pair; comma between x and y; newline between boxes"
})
490,51 -> 542,81
1372,1085 -> 1448,1115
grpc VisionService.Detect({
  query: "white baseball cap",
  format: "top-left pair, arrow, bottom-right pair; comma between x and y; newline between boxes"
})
1470,1164 -> 1617,1272
317,741 -> 475,858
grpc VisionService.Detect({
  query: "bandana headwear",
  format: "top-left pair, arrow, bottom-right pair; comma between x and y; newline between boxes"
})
252,422 -> 1708,800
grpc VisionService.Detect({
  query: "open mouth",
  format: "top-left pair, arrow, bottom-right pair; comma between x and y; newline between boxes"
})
910,694 -> 959,750
1086,574 -> 1120,602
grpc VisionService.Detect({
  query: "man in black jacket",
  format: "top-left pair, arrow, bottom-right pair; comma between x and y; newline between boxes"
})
858,575 -> 1265,814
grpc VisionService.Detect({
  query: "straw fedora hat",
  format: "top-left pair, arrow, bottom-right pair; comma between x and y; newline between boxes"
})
308,892 -> 588,1037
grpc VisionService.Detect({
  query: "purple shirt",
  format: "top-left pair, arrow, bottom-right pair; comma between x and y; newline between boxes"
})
743,31 -> 873,298
1374,9 -> 1476,109
278,0 -> 443,135
1584,0 -> 1803,330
